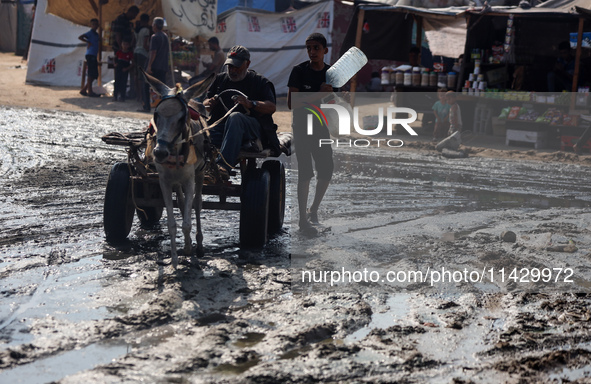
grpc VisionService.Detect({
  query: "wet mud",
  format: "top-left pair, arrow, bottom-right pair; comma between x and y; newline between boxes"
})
1,106 -> 591,383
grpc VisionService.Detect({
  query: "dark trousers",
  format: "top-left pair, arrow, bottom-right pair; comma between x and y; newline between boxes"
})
114,62 -> 130,101
142,69 -> 167,110
133,54 -> 148,101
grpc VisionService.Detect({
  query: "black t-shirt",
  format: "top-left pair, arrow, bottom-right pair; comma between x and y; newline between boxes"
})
287,61 -> 331,93
206,70 -> 276,123
112,13 -> 134,50
206,70 -> 280,153
288,61 -> 335,138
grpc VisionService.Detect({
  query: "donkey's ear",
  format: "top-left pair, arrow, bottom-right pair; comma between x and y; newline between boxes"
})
140,67 -> 173,97
182,73 -> 216,102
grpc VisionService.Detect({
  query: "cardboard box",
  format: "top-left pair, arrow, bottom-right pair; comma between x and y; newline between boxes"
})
570,32 -> 591,48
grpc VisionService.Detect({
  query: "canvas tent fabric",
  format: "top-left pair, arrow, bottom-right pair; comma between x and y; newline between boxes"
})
26,0 -> 113,86
215,0 -> 335,95
217,0 -> 275,14
46,0 -> 216,39
340,5 -> 467,61
46,0 -> 163,30
0,1 -> 18,52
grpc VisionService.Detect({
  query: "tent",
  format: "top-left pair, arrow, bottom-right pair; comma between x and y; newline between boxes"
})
215,0 -> 353,95
0,1 -> 18,52
0,0 -> 34,55
26,0 -> 217,86
26,0 -> 98,86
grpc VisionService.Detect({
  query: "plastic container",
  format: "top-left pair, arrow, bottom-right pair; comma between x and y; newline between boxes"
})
411,67 -> 421,86
325,47 -> 368,88
447,72 -> 457,89
421,69 -> 430,87
403,71 -> 412,86
381,67 -> 391,85
429,71 -> 437,87
437,73 -> 447,88
395,71 -> 404,85
389,69 -> 397,84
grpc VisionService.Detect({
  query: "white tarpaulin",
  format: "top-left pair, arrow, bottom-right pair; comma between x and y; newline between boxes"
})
162,0 -> 216,39
423,17 -> 467,59
216,1 -> 334,95
26,0 -> 114,86
45,0 -> 215,39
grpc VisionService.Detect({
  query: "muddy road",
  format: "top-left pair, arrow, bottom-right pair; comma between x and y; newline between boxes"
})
1,106 -> 591,383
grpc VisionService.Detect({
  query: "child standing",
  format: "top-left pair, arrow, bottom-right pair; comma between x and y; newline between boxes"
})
113,39 -> 133,102
287,33 -> 335,235
432,88 -> 450,140
78,18 -> 100,97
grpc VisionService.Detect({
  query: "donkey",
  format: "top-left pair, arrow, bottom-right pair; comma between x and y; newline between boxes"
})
142,69 -> 215,268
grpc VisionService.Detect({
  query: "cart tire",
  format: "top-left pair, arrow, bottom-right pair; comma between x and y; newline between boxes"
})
240,168 -> 270,247
262,160 -> 285,234
135,184 -> 163,228
104,163 -> 135,243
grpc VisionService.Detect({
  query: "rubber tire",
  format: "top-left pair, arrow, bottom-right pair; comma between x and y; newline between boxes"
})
104,163 -> 135,243
262,160 -> 285,234
240,168 -> 270,247
135,183 -> 163,228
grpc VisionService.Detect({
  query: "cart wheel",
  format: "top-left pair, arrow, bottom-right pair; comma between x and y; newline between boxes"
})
104,162 -> 135,243
135,183 -> 163,228
262,160 -> 285,234
240,168 -> 270,247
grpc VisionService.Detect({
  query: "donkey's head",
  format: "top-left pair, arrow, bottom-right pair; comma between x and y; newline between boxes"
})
141,69 -> 215,164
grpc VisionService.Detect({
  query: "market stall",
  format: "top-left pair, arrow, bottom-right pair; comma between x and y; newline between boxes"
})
340,4 -> 467,93
455,3 -> 591,150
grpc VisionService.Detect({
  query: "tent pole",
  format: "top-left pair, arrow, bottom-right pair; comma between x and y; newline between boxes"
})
350,8 -> 365,104
572,16 -> 584,93
97,0 -> 103,87
415,15 -> 422,64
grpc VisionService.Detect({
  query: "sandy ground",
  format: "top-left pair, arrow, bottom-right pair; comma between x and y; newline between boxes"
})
2,51 -> 591,384
0,52 -> 293,129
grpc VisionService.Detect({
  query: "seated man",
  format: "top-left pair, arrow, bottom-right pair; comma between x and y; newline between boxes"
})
203,45 -> 280,178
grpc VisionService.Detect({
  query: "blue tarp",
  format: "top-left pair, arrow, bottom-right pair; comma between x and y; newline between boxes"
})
217,0 -> 275,14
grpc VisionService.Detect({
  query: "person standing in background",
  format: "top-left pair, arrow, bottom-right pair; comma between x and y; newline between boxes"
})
133,13 -> 151,101
112,6 -> 139,53
140,17 -> 169,112
113,39 -> 133,102
78,18 -> 101,97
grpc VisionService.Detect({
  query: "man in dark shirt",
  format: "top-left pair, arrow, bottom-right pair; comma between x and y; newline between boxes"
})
140,17 -> 169,112
112,6 -> 139,52
287,33 -> 335,235
203,45 -> 280,178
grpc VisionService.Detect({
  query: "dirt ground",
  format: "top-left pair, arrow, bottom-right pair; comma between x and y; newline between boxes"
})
2,51 -> 591,384
0,52 -> 293,130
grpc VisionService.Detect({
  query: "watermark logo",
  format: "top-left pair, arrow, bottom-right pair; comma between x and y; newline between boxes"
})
306,103 -> 419,137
